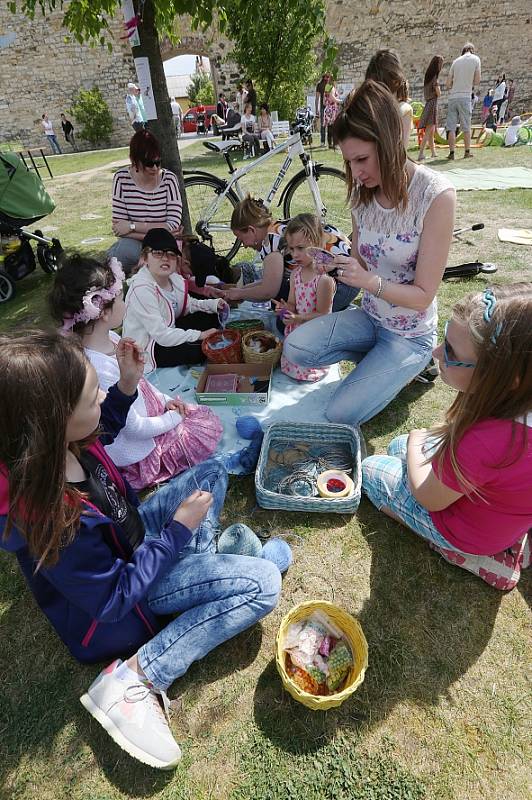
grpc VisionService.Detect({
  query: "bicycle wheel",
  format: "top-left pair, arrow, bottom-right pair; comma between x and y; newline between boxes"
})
183,174 -> 241,261
283,166 -> 351,234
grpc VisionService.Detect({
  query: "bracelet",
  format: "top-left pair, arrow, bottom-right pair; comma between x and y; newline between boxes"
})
373,275 -> 384,299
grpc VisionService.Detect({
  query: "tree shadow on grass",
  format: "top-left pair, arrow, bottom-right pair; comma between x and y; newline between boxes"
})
0,551 -> 263,797
252,498 -> 502,754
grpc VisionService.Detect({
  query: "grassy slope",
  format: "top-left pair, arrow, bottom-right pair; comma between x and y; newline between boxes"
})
0,141 -> 531,800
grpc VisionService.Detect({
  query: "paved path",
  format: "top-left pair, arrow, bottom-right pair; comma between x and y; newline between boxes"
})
54,136 -> 209,184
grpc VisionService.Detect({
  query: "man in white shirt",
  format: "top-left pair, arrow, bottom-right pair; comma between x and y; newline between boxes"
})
170,98 -> 183,136
125,83 -> 145,131
446,43 -> 481,160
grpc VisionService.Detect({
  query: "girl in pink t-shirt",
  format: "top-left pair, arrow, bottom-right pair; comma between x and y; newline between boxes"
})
362,283 -> 532,591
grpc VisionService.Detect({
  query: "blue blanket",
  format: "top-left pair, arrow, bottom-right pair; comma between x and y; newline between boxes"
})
147,307 -> 341,474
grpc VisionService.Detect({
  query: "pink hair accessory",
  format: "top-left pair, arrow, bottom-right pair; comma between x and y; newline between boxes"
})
61,257 -> 125,332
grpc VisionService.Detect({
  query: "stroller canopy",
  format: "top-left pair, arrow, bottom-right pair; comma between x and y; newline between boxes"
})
0,152 -> 55,225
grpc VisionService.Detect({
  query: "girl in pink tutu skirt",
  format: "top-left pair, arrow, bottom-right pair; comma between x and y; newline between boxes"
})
276,215 -> 336,382
49,254 -> 222,490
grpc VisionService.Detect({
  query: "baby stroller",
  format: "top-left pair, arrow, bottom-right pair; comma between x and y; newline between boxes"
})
0,152 -> 63,303
290,107 -> 314,146
196,111 -> 208,135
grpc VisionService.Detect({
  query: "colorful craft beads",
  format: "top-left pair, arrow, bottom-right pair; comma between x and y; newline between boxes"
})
326,642 -> 353,691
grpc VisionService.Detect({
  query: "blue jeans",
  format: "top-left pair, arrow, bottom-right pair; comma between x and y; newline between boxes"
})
283,306 -> 434,425
108,237 -> 142,276
136,461 -> 282,690
46,134 -> 62,155
361,434 -> 460,550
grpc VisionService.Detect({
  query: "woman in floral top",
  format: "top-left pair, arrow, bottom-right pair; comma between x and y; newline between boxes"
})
284,80 -> 455,426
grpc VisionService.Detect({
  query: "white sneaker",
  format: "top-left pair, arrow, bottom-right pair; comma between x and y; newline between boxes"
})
80,660 -> 181,769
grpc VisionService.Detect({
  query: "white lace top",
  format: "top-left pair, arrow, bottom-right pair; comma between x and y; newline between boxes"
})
353,165 -> 454,338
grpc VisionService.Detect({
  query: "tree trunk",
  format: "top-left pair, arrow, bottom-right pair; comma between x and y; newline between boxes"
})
132,0 -> 191,232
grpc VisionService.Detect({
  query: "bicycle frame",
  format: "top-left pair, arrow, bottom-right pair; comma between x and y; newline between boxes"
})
198,133 -> 324,236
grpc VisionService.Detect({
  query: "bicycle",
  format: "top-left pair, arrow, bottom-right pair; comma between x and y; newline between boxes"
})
183,132 -> 348,261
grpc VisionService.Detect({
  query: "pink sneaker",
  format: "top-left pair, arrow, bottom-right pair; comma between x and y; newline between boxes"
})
80,660 -> 181,769
429,535 -> 529,592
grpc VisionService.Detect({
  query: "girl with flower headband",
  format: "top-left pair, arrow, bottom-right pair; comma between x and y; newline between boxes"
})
49,253 -> 223,491
362,283 -> 532,591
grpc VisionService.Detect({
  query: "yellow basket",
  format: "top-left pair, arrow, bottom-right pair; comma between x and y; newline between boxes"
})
242,330 -> 282,368
275,600 -> 368,710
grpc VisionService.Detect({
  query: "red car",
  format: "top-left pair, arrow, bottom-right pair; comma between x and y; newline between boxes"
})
182,105 -> 216,133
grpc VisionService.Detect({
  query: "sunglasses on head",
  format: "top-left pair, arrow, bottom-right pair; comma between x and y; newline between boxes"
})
142,158 -> 161,168
442,320 -> 476,369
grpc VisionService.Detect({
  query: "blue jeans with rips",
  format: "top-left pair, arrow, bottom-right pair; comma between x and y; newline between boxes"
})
136,460 -> 282,690
283,305 -> 434,426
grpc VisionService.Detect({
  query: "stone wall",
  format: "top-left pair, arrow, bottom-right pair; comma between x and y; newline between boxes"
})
0,6 -> 135,150
328,0 -> 531,116
1,2 -> 530,151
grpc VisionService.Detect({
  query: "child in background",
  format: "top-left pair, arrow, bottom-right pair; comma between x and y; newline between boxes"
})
123,228 -> 228,372
0,330 -> 281,769
276,214 -> 335,382
49,254 -> 223,491
362,284 -> 532,590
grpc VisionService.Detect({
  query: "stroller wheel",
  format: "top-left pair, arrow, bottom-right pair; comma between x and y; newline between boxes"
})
37,238 -> 62,273
0,270 -> 16,303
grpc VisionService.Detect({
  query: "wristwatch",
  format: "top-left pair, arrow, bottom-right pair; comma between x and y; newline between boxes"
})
129,222 -> 136,232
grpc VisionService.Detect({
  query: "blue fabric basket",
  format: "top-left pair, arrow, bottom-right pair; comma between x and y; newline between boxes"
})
255,422 -> 362,514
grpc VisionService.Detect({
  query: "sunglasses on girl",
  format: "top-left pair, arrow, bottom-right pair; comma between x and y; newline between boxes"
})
142,158 -> 161,168
443,320 -> 476,369
148,249 -> 178,260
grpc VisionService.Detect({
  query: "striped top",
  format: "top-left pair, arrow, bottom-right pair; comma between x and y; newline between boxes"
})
111,167 -> 182,229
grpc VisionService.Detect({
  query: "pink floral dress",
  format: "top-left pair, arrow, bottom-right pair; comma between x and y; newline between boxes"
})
281,268 -> 330,382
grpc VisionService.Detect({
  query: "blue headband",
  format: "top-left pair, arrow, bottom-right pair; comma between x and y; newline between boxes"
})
482,289 -> 502,344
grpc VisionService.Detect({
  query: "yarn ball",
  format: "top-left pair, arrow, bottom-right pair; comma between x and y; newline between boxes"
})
236,415 -> 263,440
261,538 -> 293,573
217,523 -> 263,558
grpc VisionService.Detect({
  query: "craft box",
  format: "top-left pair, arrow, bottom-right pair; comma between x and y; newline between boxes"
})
195,363 -> 272,406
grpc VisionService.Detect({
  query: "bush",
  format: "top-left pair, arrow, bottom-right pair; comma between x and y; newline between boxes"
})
187,72 -> 215,105
70,87 -> 113,145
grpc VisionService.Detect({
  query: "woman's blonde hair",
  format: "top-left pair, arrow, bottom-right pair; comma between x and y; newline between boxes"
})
332,79 -> 408,209
365,49 -> 409,102
230,196 -> 272,231
429,282 -> 532,497
284,214 -> 323,247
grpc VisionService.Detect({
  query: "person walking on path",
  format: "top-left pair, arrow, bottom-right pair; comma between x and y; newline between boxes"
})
417,55 -> 443,161
41,113 -> 62,155
315,72 -> 330,147
126,83 -> 145,132
445,43 -> 481,160
60,113 -> 77,151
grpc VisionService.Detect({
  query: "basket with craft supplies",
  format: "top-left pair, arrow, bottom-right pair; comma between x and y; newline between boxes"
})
242,330 -> 282,368
226,318 -> 265,335
255,421 -> 362,513
201,329 -> 242,364
276,600 -> 368,710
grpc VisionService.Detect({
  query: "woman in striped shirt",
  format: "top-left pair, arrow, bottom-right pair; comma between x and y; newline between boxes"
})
108,130 -> 183,275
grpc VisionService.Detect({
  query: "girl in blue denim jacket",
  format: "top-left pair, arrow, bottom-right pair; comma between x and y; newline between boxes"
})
0,330 -> 281,770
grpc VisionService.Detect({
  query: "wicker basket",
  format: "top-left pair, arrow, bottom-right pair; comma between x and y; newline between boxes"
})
226,318 -> 265,335
242,330 -> 282,368
276,600 -> 368,710
201,329 -> 242,363
255,422 -> 362,513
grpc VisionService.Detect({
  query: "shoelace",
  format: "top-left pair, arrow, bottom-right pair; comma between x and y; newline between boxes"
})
124,683 -> 172,732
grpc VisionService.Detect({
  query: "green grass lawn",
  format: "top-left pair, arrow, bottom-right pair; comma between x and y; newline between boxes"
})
0,140 -> 531,800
